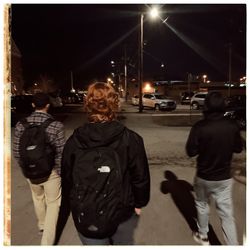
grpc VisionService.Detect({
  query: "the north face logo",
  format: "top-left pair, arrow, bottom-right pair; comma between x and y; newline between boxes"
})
26,145 -> 37,150
97,166 -> 110,173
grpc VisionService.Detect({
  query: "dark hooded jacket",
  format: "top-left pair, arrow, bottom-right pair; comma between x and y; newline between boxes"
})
62,120 -> 150,224
186,92 -> 243,181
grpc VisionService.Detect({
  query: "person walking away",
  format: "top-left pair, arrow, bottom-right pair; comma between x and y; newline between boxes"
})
186,91 -> 243,245
62,82 -> 150,245
13,92 -> 65,245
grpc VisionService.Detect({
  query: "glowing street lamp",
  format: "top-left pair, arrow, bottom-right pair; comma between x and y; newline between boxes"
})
111,60 -> 115,67
150,7 -> 159,19
138,7 -> 159,113
203,74 -> 207,83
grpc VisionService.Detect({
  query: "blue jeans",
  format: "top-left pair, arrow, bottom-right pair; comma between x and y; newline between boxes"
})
78,213 -> 139,245
194,176 -> 238,245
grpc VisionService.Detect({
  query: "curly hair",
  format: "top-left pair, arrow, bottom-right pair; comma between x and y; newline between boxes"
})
85,82 -> 119,122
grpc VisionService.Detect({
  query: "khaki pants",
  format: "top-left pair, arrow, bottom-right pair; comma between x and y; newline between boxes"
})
27,170 -> 61,245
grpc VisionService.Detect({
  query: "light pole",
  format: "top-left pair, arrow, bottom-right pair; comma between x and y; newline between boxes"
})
228,43 -> 232,97
138,13 -> 144,113
203,74 -> 207,83
124,45 -> 128,102
70,70 -> 75,93
138,7 -> 159,113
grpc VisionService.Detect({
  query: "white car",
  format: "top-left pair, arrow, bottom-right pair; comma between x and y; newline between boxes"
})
49,96 -> 63,108
142,93 -> 176,111
190,92 -> 208,110
131,95 -> 139,105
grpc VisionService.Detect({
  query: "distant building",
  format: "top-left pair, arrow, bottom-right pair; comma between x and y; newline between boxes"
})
11,38 -> 24,95
126,79 -> 246,103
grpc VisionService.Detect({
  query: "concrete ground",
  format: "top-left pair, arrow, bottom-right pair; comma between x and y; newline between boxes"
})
10,101 -> 246,246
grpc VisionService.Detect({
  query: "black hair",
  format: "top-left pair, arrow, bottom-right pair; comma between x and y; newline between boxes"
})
32,92 -> 50,109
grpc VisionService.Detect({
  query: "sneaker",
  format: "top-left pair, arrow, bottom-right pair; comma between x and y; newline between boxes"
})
38,229 -> 44,235
192,231 -> 210,245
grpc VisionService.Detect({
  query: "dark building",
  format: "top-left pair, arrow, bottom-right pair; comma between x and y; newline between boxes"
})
11,38 -> 24,95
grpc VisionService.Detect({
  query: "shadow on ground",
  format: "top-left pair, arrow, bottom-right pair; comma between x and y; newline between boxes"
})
160,170 -> 221,245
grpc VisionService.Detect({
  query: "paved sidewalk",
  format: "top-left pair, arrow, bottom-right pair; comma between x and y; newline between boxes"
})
10,108 -> 246,246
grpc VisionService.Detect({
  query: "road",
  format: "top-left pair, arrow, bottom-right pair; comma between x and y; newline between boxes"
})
10,102 -> 246,245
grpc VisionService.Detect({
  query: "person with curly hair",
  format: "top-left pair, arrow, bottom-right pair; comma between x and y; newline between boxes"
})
62,82 -> 150,245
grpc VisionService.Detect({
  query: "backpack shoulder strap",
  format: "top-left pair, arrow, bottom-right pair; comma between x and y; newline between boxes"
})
41,117 -> 55,129
19,117 -> 30,129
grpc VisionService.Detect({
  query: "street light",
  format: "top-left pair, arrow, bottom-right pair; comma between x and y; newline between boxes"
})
150,7 -> 159,19
203,74 -> 207,83
111,60 -> 115,68
138,7 -> 159,113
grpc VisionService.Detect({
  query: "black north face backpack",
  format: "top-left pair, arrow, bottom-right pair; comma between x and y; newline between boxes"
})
70,137 -> 124,239
19,118 -> 55,179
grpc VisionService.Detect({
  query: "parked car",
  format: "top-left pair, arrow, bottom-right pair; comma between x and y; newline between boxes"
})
77,93 -> 86,103
224,95 -> 246,130
49,93 -> 63,108
142,93 -> 176,111
180,91 -> 194,105
62,93 -> 82,104
225,94 -> 246,108
190,92 -> 208,110
224,107 -> 246,130
131,95 -> 139,105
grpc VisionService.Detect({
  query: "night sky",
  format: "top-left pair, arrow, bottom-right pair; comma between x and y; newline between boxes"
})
11,3 -> 246,91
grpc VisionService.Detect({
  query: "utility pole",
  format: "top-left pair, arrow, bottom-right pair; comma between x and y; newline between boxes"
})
124,44 -> 128,102
138,13 -> 144,113
70,70 -> 75,92
188,73 -> 192,124
228,43 -> 232,97
188,73 -> 192,95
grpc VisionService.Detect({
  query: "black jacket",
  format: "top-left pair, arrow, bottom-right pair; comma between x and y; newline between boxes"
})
62,121 -> 150,221
186,112 -> 243,181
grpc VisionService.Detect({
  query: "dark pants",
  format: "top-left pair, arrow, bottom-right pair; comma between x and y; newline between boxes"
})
78,213 -> 139,245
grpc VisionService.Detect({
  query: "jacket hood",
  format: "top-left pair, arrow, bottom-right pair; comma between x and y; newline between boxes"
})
203,91 -> 225,115
72,121 -> 125,148
203,91 -> 225,113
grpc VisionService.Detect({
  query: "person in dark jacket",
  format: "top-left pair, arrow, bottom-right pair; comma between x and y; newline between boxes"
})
186,91 -> 243,245
61,82 -> 150,245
